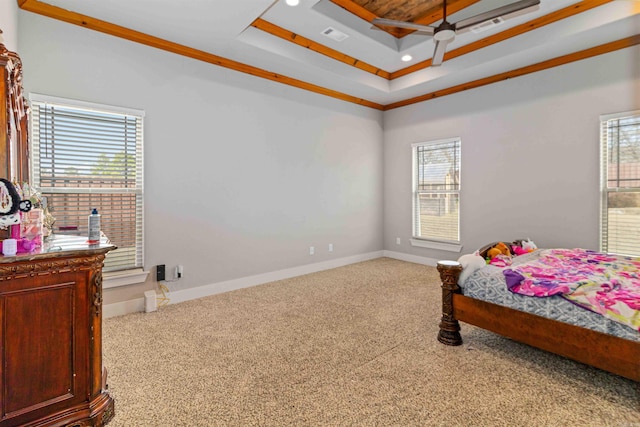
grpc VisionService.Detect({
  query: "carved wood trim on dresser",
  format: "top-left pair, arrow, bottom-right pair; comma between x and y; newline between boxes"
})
0,38 -> 29,184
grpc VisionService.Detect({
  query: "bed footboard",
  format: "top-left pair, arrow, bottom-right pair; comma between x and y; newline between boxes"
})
436,261 -> 463,346
434,261 -> 640,380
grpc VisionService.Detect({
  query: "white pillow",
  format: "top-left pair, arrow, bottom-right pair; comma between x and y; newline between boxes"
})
457,253 -> 486,285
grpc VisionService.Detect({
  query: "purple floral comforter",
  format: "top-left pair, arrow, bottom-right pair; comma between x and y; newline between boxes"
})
504,249 -> 640,331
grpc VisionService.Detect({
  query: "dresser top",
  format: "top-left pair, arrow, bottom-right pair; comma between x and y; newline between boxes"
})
0,235 -> 116,264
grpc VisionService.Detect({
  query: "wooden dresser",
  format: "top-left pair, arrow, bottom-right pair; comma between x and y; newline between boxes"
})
0,235 -> 115,427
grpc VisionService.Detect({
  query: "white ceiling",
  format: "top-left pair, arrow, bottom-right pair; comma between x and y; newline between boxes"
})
30,0 -> 640,107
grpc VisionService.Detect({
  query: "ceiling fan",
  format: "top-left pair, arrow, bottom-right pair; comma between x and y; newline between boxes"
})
372,0 -> 541,66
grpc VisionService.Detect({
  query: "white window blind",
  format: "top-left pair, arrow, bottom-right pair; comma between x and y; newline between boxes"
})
412,138 -> 461,243
600,110 -> 640,256
30,94 -> 144,272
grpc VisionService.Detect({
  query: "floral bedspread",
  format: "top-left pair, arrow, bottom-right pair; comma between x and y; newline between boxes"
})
503,249 -> 640,331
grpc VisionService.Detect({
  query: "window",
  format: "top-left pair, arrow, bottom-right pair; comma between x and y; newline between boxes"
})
412,138 -> 461,248
30,94 -> 144,272
600,110 -> 640,256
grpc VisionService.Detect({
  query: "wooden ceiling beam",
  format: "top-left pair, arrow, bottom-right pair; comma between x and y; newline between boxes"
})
384,34 -> 640,110
251,18 -> 390,79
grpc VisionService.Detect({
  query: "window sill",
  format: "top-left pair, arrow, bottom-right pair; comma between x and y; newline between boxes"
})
104,269 -> 149,289
410,239 -> 463,253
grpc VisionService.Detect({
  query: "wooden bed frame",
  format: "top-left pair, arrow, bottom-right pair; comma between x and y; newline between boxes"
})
436,260 -> 640,382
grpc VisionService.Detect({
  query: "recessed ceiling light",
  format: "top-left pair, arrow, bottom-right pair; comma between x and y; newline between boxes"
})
285,0 -> 300,6
401,54 -> 413,62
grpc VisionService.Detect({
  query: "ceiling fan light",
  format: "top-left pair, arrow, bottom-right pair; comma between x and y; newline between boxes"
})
434,29 -> 455,42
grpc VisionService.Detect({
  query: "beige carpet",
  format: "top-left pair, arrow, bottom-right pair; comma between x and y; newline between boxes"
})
103,258 -> 639,426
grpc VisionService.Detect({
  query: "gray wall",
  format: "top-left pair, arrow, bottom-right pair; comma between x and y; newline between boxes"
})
18,12 -> 384,303
384,46 -> 640,261
0,0 -> 18,51
10,8 -> 640,304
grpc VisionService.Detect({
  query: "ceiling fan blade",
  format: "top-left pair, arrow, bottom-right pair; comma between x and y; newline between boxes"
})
372,18 -> 435,35
432,39 -> 449,66
454,0 -> 540,31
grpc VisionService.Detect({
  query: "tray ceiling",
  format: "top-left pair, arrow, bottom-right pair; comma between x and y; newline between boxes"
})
17,0 -> 640,110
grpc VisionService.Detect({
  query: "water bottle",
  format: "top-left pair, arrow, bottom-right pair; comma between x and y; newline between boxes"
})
88,208 -> 101,244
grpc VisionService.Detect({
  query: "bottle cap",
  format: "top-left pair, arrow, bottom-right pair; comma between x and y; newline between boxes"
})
91,208 -> 98,214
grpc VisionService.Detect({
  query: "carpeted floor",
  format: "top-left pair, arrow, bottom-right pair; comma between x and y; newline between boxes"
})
103,258 -> 639,426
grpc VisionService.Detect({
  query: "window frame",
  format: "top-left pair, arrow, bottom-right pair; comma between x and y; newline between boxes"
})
599,109 -> 640,256
411,137 -> 462,253
29,93 -> 145,274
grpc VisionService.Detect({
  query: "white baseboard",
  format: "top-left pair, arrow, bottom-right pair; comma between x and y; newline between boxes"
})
104,297 -> 145,318
168,250 -> 384,305
103,250 -> 384,318
382,250 -> 439,266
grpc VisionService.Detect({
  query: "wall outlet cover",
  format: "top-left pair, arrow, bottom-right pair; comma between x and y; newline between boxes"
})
156,264 -> 166,281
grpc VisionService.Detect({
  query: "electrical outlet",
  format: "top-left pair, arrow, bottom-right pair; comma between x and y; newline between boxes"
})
309,246 -> 315,255
176,265 -> 183,279
156,264 -> 166,282
396,237 -> 401,245
328,243 -> 333,252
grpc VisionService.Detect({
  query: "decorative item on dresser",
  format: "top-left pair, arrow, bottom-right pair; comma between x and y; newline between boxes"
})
0,235 -> 116,426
